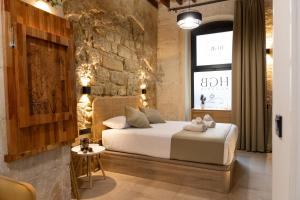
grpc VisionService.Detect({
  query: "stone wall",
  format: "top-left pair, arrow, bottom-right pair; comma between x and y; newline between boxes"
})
63,0 -> 158,130
0,1 -> 71,200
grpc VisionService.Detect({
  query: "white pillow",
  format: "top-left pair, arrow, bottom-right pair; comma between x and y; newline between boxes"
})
102,116 -> 130,129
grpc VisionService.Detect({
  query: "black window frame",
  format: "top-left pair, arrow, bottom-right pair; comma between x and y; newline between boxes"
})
191,21 -> 233,108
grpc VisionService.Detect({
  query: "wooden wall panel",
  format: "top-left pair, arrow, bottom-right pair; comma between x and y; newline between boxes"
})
3,0 -> 77,162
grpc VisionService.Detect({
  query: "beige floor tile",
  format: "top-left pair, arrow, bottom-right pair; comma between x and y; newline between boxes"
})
76,151 -> 272,200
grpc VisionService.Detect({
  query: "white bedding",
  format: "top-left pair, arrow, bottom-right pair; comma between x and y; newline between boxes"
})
102,121 -> 238,165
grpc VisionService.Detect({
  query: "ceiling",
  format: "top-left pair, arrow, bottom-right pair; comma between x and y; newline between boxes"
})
148,0 -> 272,10
147,0 -> 197,9
147,0 -> 233,10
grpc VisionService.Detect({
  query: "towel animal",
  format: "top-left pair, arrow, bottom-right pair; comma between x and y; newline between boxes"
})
203,114 -> 216,128
192,117 -> 203,125
183,123 -> 207,132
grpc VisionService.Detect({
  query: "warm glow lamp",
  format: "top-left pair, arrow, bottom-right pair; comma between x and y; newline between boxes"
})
177,11 -> 202,30
176,0 -> 202,30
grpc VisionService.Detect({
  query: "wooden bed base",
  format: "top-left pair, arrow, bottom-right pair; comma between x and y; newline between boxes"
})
101,150 -> 235,193
92,96 -> 236,193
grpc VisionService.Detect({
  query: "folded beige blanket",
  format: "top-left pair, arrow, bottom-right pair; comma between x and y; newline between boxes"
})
183,123 -> 207,132
203,114 -> 216,128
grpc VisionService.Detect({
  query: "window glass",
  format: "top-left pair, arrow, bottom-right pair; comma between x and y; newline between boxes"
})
196,31 -> 233,66
191,21 -> 233,110
193,70 -> 232,110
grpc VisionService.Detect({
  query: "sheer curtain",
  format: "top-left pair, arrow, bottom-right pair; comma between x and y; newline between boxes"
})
232,0 -> 268,152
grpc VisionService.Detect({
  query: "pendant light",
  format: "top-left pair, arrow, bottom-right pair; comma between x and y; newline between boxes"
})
177,0 -> 202,30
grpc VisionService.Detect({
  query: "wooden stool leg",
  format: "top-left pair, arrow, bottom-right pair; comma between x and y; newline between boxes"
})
87,156 -> 93,188
86,157 -> 89,177
70,160 -> 80,200
97,155 -> 106,178
93,156 -> 96,173
75,157 -> 82,175
79,157 -> 83,177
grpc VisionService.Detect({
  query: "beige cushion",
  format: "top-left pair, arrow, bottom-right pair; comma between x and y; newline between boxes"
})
125,106 -> 151,128
139,107 -> 166,124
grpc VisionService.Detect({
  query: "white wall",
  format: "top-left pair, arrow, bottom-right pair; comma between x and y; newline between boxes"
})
273,0 -> 300,199
296,2 -> 300,199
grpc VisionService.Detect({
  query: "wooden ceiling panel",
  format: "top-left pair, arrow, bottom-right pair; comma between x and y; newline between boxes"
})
160,0 -> 170,8
159,0 -> 197,9
147,0 -> 159,8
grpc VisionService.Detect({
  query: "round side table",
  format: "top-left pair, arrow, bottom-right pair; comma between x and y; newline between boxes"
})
71,144 -> 106,188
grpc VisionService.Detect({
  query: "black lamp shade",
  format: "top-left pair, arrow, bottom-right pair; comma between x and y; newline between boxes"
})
79,128 -> 91,135
177,11 -> 202,29
142,89 -> 147,94
177,11 -> 202,22
82,86 -> 91,94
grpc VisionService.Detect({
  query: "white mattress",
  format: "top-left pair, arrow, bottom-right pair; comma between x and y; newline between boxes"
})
102,121 -> 238,165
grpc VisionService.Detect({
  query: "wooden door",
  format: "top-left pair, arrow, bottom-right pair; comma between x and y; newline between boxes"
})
3,0 -> 77,162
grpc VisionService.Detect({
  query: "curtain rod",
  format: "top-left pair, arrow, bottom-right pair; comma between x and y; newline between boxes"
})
169,0 -> 230,12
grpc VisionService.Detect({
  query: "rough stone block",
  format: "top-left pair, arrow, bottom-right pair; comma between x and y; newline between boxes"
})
91,85 -> 105,96
118,45 -> 134,59
93,36 -> 111,52
106,33 -> 114,42
124,58 -> 140,72
111,43 -> 118,54
118,86 -> 127,96
94,65 -> 110,83
110,71 -> 127,86
110,84 -> 119,96
104,83 -> 112,95
114,34 -> 121,44
124,40 -> 135,50
127,73 -> 139,95
102,55 -> 124,72
87,48 -> 102,65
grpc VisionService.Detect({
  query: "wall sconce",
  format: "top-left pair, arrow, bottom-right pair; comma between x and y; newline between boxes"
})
266,48 -> 272,55
141,89 -> 148,107
82,86 -> 91,95
79,128 -> 91,135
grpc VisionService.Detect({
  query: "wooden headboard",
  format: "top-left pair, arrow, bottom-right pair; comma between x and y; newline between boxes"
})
92,96 -> 139,140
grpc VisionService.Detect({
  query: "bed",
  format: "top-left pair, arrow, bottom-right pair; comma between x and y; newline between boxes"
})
92,96 -> 238,193
103,121 -> 237,165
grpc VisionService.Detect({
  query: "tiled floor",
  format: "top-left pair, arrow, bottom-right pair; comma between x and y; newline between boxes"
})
77,151 -> 272,200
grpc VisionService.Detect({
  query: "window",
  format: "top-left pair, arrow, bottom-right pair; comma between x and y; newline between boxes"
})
191,21 -> 233,110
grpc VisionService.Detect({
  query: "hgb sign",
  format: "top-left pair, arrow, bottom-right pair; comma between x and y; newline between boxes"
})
194,70 -> 232,110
